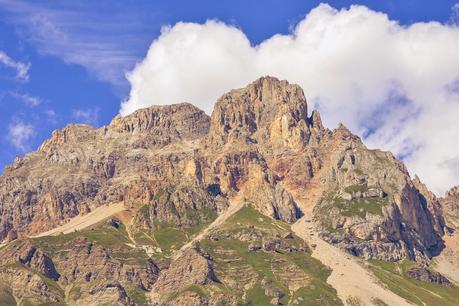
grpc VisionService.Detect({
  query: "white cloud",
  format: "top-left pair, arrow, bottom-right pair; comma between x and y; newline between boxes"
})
0,50 -> 30,81
8,121 -> 35,151
121,4 -> 459,195
10,92 -> 42,106
72,108 -> 99,126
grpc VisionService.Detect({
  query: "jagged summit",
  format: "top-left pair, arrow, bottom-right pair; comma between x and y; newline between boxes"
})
0,77 -> 457,305
207,76 -> 322,150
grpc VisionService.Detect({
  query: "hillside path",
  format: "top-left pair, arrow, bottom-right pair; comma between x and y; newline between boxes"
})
32,202 -> 125,237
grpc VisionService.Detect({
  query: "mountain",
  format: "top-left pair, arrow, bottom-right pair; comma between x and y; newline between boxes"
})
0,76 -> 458,305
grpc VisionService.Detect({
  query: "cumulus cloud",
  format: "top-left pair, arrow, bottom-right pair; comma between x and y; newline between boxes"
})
8,121 -> 35,151
72,108 -> 99,126
121,4 -> 459,195
0,50 -> 30,81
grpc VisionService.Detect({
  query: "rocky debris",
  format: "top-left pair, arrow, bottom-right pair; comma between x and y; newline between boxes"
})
405,266 -> 453,287
152,248 -> 218,294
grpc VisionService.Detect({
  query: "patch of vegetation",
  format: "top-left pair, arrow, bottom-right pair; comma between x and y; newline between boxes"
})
245,283 -> 271,305
224,204 -> 290,233
151,224 -> 188,251
0,283 -> 16,306
335,197 -> 386,218
185,206 -> 217,224
344,184 -> 368,194
369,260 -> 459,306
317,192 -> 387,222
200,205 -> 342,306
126,286 -> 148,305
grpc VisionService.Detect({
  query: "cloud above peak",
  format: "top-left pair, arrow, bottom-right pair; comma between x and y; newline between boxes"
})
121,3 -> 459,195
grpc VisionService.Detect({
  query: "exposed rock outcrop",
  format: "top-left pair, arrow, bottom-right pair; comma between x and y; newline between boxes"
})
0,76 -> 452,273
0,103 -> 210,240
405,266 -> 453,287
441,186 -> 459,229
152,248 -> 217,294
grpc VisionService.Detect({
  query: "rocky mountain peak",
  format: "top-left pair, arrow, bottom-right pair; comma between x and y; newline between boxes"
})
441,185 -> 459,228
109,102 -> 210,139
445,185 -> 459,198
207,76 -> 322,151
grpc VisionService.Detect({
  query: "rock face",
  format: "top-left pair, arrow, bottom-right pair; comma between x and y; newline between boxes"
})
0,103 -> 211,240
314,147 -> 446,261
0,76 -> 455,304
405,266 -> 453,287
152,248 -> 217,294
441,186 -> 459,229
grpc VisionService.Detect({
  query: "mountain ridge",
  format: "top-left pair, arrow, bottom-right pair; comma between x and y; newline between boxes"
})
0,76 -> 458,305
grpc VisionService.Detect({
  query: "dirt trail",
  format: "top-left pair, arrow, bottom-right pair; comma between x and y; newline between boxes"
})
32,202 -> 125,237
292,217 -> 412,305
173,193 -> 245,259
433,232 -> 459,285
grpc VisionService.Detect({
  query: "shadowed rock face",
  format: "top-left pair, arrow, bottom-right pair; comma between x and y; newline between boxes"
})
0,76 -> 449,264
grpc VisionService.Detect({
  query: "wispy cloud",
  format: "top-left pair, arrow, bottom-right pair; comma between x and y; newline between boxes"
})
10,91 -> 42,106
0,50 -> 30,81
0,0 -> 148,87
8,120 -> 35,151
72,107 -> 99,126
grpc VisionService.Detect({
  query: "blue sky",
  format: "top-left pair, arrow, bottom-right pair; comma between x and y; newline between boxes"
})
1,0 -> 459,193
